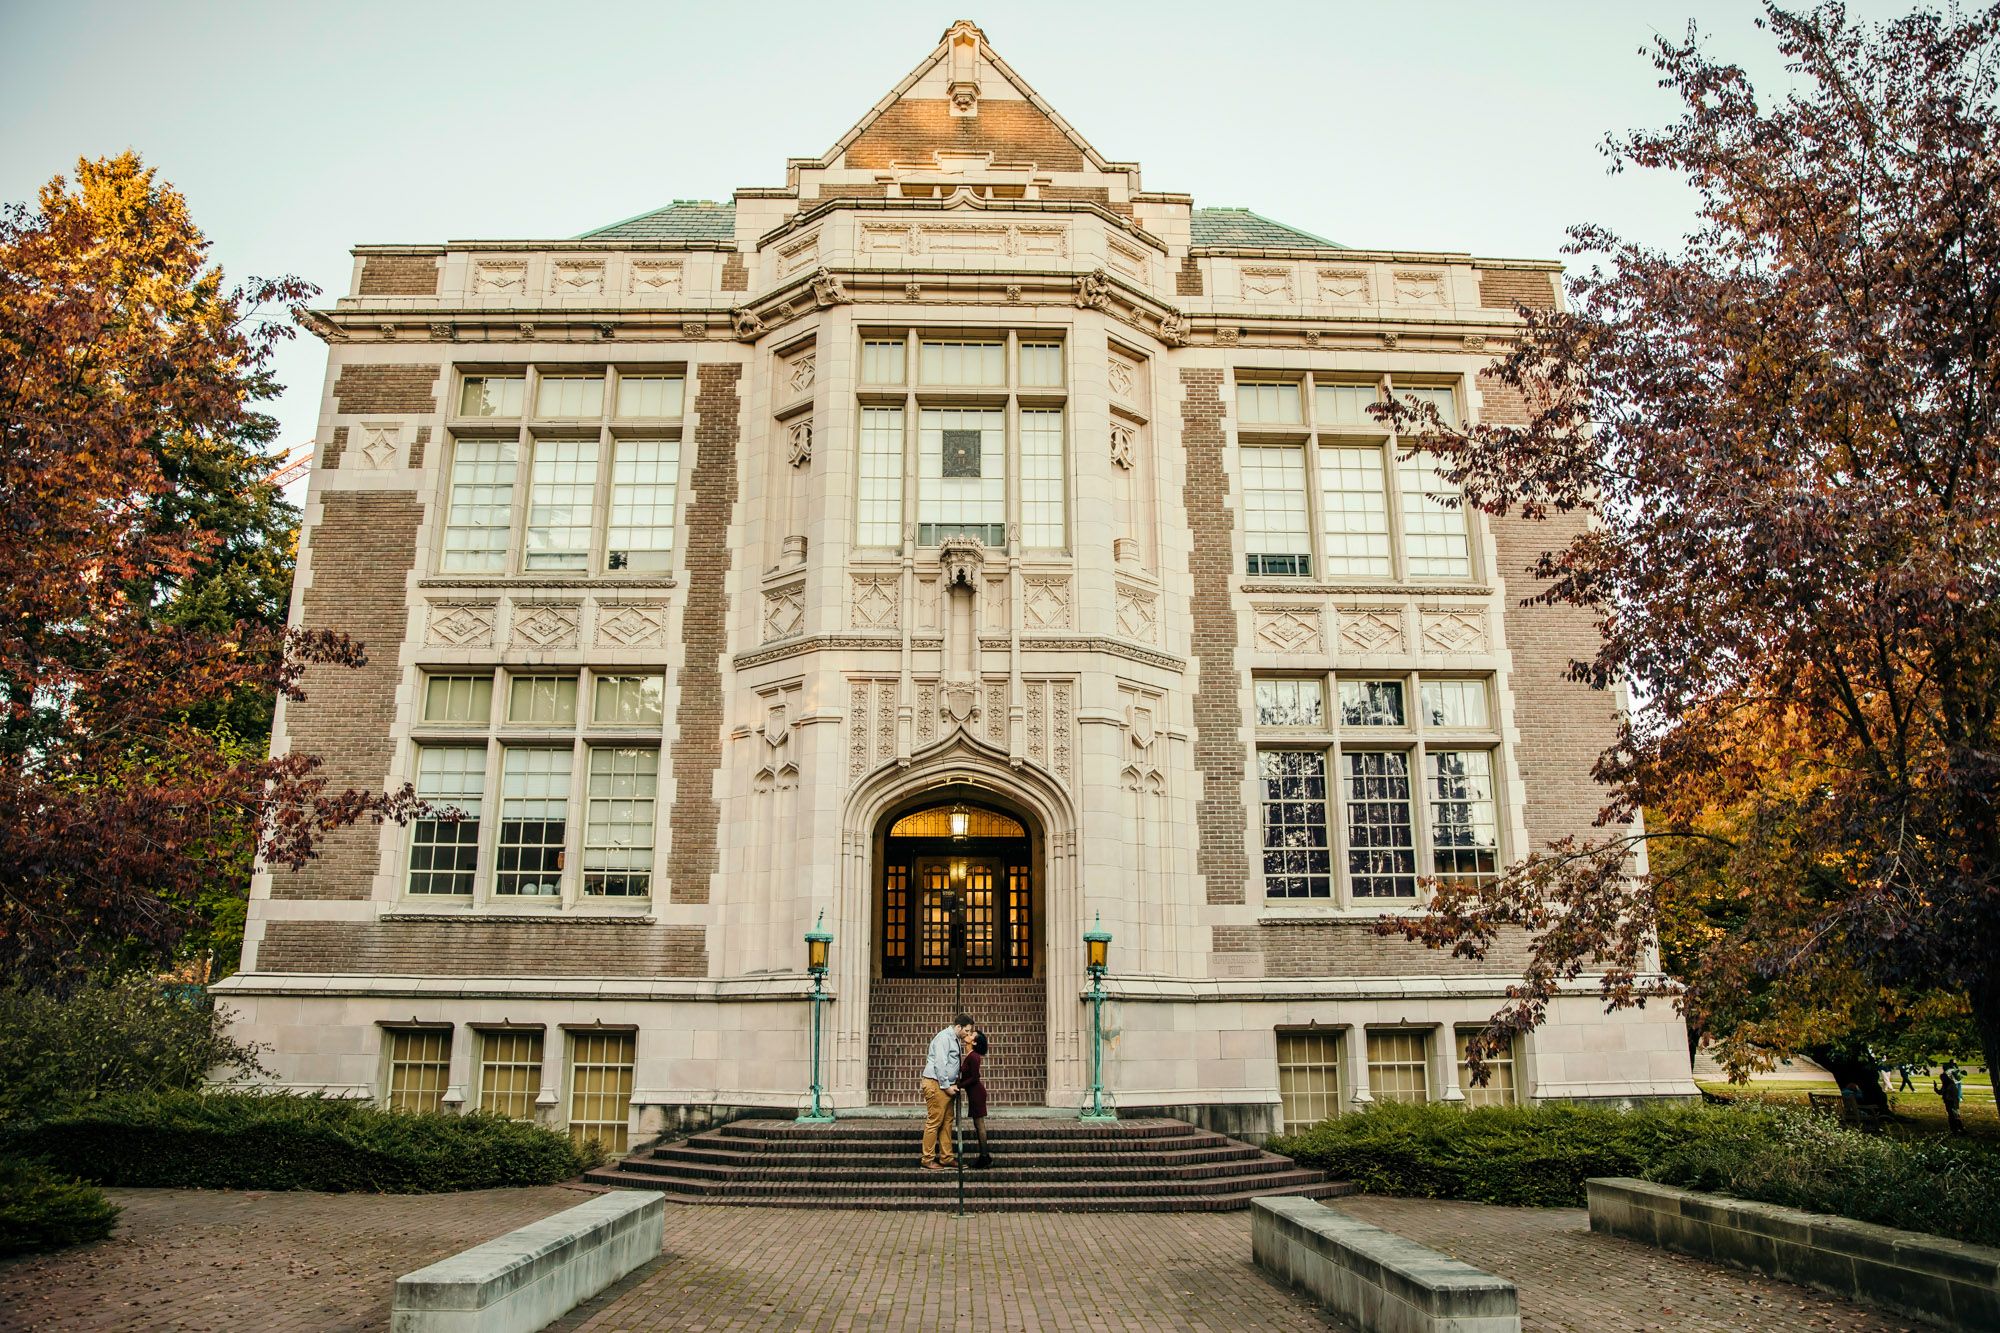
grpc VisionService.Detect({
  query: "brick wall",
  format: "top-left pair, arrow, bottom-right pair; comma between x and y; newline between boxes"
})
1479,366 -> 1620,851
408,426 -> 429,469
1213,923 -> 1532,978
844,100 -> 1086,172
1180,369 -> 1248,906
1478,269 -> 1559,310
719,252 -> 748,292
1177,255 -> 1204,297
322,426 -> 349,470
666,363 -> 740,905
357,255 -> 440,296
332,363 -> 441,415
270,493 -> 422,900
258,920 -> 707,976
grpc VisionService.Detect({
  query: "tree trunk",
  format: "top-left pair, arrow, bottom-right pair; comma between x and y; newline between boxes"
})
1808,1044 -> 1889,1112
1970,975 -> 2000,1093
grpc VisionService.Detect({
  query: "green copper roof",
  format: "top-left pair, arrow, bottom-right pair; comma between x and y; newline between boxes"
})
581,200 -> 737,242
1189,207 -> 1343,249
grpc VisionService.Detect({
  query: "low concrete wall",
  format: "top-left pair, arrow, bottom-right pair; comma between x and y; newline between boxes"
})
391,1190 -> 664,1333
1588,1178 -> 2000,1333
1253,1196 -> 1520,1333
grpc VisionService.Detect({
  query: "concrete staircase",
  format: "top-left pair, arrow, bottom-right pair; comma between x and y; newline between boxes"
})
584,1116 -> 1350,1212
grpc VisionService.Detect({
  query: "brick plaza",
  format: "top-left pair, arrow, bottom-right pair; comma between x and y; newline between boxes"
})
0,1189 -> 1914,1332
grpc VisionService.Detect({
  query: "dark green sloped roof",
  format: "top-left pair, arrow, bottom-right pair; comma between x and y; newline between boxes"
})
581,200 -> 737,242
1189,207 -> 1342,250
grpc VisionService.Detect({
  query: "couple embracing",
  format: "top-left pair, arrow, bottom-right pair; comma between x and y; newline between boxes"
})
918,1012 -> 992,1170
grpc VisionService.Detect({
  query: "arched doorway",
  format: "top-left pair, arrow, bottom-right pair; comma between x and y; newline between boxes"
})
864,787 -> 1048,1107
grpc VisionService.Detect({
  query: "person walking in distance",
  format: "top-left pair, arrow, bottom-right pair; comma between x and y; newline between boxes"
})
961,1026 -> 992,1170
1934,1063 -> 1966,1136
920,1013 -> 974,1170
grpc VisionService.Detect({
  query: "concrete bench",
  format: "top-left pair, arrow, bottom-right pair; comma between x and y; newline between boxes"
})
1253,1196 -> 1520,1333
391,1190 -> 664,1333
1588,1177 -> 2000,1333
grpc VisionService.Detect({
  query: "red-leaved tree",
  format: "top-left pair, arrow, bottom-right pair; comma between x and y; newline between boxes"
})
0,152 -> 413,989
1380,3 -> 2000,1085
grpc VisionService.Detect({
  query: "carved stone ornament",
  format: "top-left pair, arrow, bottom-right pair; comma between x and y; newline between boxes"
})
681,321 -> 707,341
1022,576 -> 1072,630
427,602 -> 496,648
1217,327 -> 1242,347
473,262 -> 526,294
905,281 -> 923,302
762,701 -> 790,749
943,682 -> 979,726
631,261 -> 683,295
807,266 -> 851,308
1074,268 -> 1113,312
1421,610 -> 1487,654
1380,331 -> 1401,350
595,603 -> 667,647
1255,607 -> 1324,654
1006,284 -> 1022,304
550,261 -> 604,295
1463,334 -> 1488,353
1109,423 -> 1136,471
511,603 -> 581,649
731,308 -> 765,341
1240,265 -> 1294,300
1318,268 -> 1370,303
358,424 -> 401,470
788,353 -> 816,395
850,573 -> 898,629
938,535 -> 984,590
1340,609 -> 1405,655
1115,583 -> 1157,642
1127,704 -> 1156,752
762,582 -> 805,642
1156,309 -> 1187,346
1107,356 -> 1135,398
428,322 -> 454,341
1394,271 -> 1447,306
1303,329 -> 1322,349
788,418 -> 813,468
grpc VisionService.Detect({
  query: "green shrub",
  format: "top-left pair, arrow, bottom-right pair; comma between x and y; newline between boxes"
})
0,977 -> 265,1119
0,1158 -> 119,1256
1270,1100 -> 2000,1246
0,1092 -> 596,1193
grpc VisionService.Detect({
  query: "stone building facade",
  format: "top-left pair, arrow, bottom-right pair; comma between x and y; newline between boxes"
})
219,22 -> 1695,1147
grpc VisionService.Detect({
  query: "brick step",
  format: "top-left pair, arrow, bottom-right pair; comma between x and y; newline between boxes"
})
621,1155 -> 1286,1185
644,1142 -> 1260,1173
586,1165 -> 1332,1202
710,1117 -> 1194,1142
579,1176 -> 1354,1212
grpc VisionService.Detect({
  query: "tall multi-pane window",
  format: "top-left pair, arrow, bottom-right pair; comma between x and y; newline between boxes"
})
525,441 -> 598,570
583,747 -> 657,897
569,1031 -> 636,1153
1367,1029 -> 1430,1104
536,375 -> 604,419
1018,342 -> 1064,387
1319,446 -> 1392,577
1018,408 -> 1066,548
614,375 -> 684,418
423,675 -> 492,725
1241,445 -> 1311,576
1238,381 -> 1303,426
459,375 -> 525,418
1344,751 -> 1417,897
861,339 -> 906,384
918,408 -> 1005,546
1317,382 -> 1380,428
508,676 -> 577,726
919,340 -> 1005,386
1399,449 -> 1472,577
1456,1029 -> 1518,1107
1428,751 -> 1499,889
856,407 -> 905,546
495,749 -> 570,896
1277,1030 -> 1344,1133
478,1030 -> 544,1118
385,1029 -> 452,1112
605,440 -> 678,572
441,441 -> 517,571
409,746 -> 484,895
1260,751 -> 1332,898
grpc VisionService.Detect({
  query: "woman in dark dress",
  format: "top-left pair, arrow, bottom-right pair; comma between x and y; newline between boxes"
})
961,1028 -> 992,1169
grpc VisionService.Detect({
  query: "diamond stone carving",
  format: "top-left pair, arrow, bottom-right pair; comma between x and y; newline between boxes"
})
1340,610 -> 1404,654
1255,608 -> 1323,654
1422,610 -> 1487,654
596,604 -> 667,648
511,603 -> 580,649
427,602 -> 495,648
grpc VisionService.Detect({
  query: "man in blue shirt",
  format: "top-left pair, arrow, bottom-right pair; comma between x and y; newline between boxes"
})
920,1013 -> 975,1169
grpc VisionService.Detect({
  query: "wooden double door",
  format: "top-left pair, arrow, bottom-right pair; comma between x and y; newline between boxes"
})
882,849 -> 1033,977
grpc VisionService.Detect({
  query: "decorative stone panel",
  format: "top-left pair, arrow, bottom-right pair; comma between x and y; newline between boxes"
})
1421,609 -> 1488,654
850,573 -> 899,629
1338,608 -> 1405,656
859,221 -> 1068,260
763,581 -> 806,641
1115,583 -> 1157,643
1021,576 -> 1071,630
426,601 -> 497,648
1318,268 -> 1370,303
1240,264 -> 1295,301
473,262 -> 527,295
550,261 -> 604,295
848,679 -> 901,779
982,576 -> 1007,630
595,602 -> 668,648
786,350 -> 816,396
1393,270 -> 1447,306
915,680 -> 939,746
357,423 -> 403,470
630,261 -> 682,295
1023,679 -> 1075,785
510,602 -> 581,649
985,679 -> 1008,745
1255,606 -> 1324,655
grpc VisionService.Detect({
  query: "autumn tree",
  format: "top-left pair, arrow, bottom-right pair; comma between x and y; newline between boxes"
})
0,152 -> 410,990
1381,3 -> 2000,1086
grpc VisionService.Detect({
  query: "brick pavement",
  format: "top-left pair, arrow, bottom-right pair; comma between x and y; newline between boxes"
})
0,1185 -> 579,1332
1340,1196 -> 1917,1333
0,1188 -> 1937,1332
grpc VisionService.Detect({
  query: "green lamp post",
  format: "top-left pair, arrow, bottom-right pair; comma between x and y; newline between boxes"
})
798,910 -> 836,1123
1081,913 -> 1116,1123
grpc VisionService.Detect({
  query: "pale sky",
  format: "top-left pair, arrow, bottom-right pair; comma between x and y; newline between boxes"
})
0,0 -> 1915,478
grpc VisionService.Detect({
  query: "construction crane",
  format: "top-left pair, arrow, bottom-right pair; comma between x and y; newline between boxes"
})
265,448 -> 314,489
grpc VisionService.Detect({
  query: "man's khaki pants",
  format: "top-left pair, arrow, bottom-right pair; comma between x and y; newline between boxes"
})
920,1077 -> 956,1164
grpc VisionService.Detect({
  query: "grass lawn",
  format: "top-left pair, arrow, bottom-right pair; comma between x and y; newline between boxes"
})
1697,1070 -> 1997,1144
